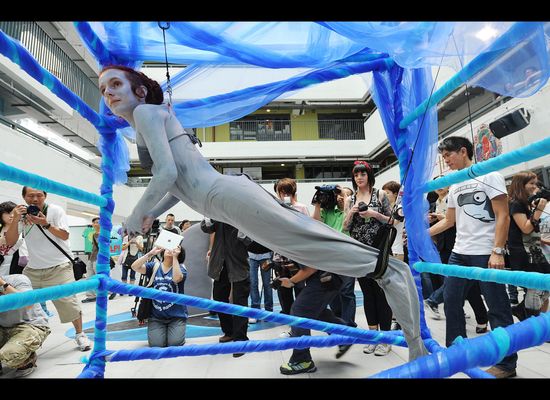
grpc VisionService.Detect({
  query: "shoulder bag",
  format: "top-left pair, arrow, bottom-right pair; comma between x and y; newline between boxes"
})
36,225 -> 87,281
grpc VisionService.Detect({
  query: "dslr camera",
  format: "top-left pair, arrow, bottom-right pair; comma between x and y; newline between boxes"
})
357,201 -> 369,212
25,205 -> 41,216
311,184 -> 341,210
528,186 -> 550,204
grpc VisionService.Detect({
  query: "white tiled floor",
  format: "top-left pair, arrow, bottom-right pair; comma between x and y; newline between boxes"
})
3,290 -> 550,379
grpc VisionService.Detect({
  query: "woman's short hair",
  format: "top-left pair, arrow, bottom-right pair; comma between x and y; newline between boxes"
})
508,171 -> 537,206
100,65 -> 164,105
275,178 -> 297,196
381,181 -> 401,195
351,161 -> 375,192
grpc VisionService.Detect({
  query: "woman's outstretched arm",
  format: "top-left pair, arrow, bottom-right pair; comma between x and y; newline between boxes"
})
126,105 -> 178,233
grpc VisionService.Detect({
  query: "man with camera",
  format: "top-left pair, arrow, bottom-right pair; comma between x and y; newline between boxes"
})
5,187 -> 91,352
312,184 -> 357,329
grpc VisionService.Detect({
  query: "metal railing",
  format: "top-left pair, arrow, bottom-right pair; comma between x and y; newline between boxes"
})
0,21 -> 100,112
0,115 -> 100,172
229,119 -> 365,141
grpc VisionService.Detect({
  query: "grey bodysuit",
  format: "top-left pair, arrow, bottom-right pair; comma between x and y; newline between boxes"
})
137,129 -> 428,360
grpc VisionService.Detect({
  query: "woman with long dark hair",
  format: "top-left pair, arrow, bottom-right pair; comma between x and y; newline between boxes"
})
97,65 -> 428,360
507,171 -> 549,319
343,161 -> 393,356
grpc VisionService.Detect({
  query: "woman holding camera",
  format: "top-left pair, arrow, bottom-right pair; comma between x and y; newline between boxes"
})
507,171 -> 549,320
131,245 -> 188,347
343,161 -> 394,356
0,201 -> 28,276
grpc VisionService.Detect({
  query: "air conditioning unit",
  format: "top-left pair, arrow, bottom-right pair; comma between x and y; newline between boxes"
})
489,108 -> 531,139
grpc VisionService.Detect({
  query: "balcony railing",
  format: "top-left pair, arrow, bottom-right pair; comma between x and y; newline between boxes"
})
229,119 -> 365,141
0,21 -> 101,112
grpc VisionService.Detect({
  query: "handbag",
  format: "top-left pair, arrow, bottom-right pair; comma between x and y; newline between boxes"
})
136,261 -> 161,324
36,225 -> 87,280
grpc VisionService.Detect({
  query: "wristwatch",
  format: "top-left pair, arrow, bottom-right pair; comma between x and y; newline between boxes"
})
42,223 -> 51,230
492,247 -> 504,255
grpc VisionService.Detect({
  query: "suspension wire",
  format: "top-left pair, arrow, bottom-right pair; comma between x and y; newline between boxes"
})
158,21 -> 173,106
387,41 -> 449,225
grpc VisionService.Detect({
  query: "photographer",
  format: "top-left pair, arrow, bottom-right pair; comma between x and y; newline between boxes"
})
277,262 -> 351,375
272,178 -> 308,333
5,187 -> 91,352
312,184 -> 357,328
343,161 -> 394,356
507,172 -> 549,320
0,274 -> 50,377
131,245 -> 187,347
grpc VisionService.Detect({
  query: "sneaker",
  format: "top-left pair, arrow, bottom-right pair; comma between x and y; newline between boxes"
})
374,343 -> 392,356
424,300 -> 441,320
248,318 -> 257,324
14,352 -> 37,378
476,323 -> 488,334
335,344 -> 352,359
279,331 -> 291,338
280,360 -> 317,375
75,332 -> 92,351
485,366 -> 517,379
390,319 -> 401,331
81,297 -> 97,303
363,344 -> 377,354
14,363 -> 36,378
219,334 -> 233,343
108,292 -> 117,300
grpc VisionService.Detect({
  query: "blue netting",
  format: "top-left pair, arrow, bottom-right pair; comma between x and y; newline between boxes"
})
3,21 -> 550,379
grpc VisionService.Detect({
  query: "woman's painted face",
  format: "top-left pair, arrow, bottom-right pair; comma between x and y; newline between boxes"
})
98,69 -> 143,117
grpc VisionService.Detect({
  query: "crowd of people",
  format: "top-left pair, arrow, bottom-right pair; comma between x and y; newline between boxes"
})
1,63 -> 548,379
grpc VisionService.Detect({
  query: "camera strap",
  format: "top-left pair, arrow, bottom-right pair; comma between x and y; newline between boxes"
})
35,224 -> 76,264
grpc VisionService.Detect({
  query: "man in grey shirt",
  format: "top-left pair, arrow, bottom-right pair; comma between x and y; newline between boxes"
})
0,274 -> 50,378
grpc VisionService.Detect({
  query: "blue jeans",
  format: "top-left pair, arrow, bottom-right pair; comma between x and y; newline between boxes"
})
147,317 -> 187,347
444,252 -> 517,371
249,258 -> 273,311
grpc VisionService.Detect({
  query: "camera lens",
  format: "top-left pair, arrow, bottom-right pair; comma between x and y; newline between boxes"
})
26,205 -> 40,216
358,201 -> 368,212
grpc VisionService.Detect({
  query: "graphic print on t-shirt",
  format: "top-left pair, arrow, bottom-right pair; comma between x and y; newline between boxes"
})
456,190 -> 495,223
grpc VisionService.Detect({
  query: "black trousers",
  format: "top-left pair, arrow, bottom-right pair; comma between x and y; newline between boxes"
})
212,265 -> 250,341
357,276 -> 393,330
289,272 -> 346,363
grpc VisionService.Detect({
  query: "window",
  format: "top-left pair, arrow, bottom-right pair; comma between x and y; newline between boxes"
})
317,113 -> 365,140
230,114 -> 291,141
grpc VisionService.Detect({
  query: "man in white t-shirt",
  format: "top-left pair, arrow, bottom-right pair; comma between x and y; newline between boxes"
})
5,187 -> 92,352
429,137 -> 517,379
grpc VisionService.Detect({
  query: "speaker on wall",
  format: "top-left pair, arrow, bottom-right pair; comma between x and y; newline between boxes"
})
489,108 -> 531,139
